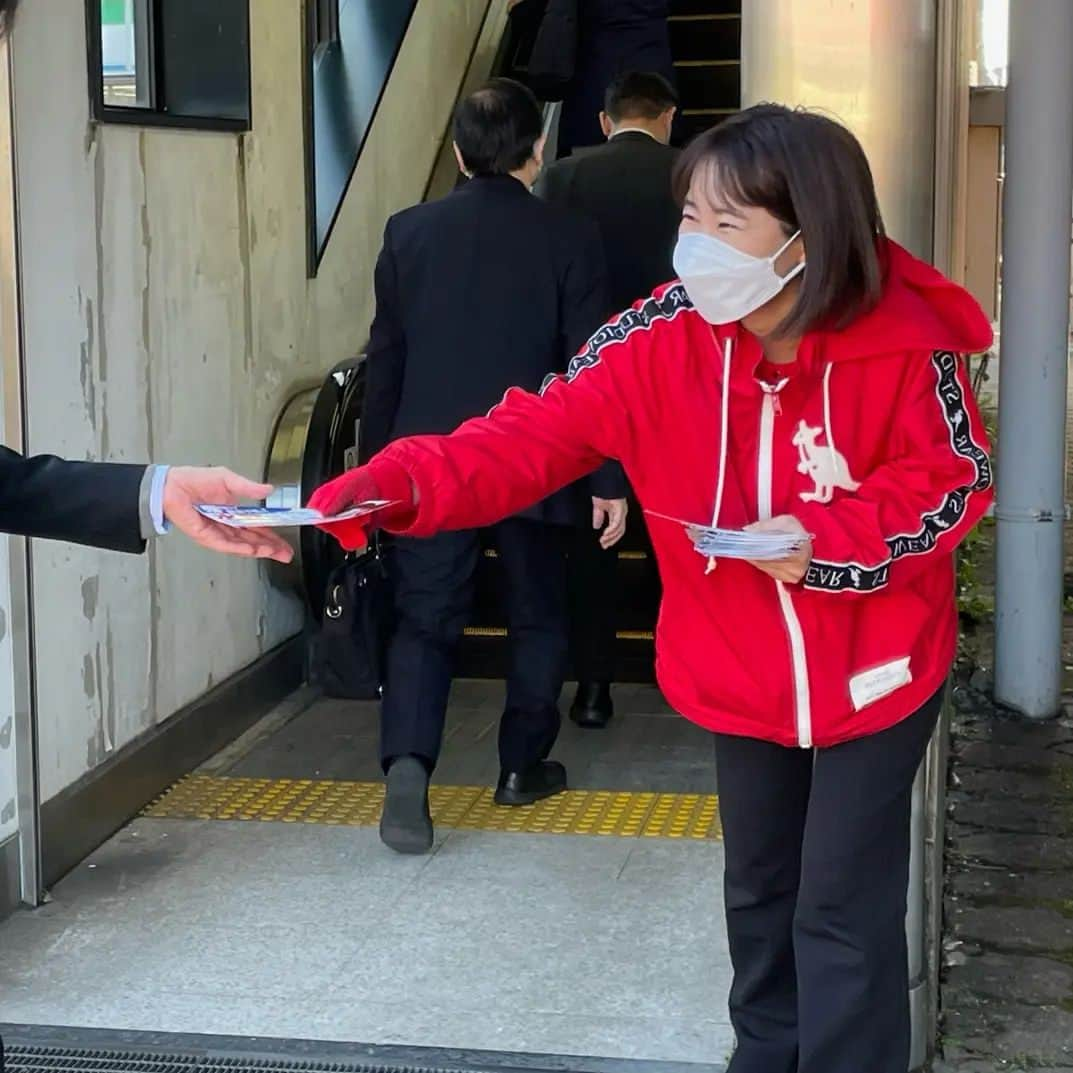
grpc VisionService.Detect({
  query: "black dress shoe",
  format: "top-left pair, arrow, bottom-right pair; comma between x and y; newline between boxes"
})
570,681 -> 614,729
380,756 -> 434,855
494,760 -> 567,806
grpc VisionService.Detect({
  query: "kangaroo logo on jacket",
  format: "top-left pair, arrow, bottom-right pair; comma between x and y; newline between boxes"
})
793,420 -> 860,504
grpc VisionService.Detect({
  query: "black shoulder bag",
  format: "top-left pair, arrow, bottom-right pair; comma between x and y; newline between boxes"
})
312,536 -> 394,700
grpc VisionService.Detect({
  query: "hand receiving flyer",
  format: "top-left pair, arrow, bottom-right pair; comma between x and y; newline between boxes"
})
644,510 -> 811,561
196,500 -> 397,529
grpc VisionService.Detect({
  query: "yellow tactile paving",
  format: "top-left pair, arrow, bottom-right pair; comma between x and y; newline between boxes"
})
143,776 -> 721,840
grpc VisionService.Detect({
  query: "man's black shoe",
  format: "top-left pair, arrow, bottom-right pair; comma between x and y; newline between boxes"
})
380,756 -> 434,854
570,681 -> 613,729
494,760 -> 568,806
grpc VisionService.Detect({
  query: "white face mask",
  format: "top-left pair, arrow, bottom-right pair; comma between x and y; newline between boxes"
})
673,229 -> 805,325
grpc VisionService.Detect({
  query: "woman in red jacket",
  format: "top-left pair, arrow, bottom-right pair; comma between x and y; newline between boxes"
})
311,104 -> 993,1073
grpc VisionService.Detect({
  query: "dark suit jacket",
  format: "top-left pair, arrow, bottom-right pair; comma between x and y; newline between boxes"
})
536,131 -> 680,312
0,446 -> 146,553
361,172 -> 625,524
558,0 -> 675,157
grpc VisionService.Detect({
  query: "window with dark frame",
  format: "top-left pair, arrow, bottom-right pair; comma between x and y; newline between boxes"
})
304,0 -> 418,272
87,0 -> 251,132
313,0 -> 341,54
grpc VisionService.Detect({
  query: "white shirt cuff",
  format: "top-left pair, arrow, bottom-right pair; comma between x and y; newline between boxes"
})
149,464 -> 171,535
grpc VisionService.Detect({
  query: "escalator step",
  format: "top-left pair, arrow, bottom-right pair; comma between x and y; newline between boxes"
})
669,0 -> 742,15
463,627 -> 654,641
674,61 -> 740,111
482,548 -> 650,560
669,14 -> 741,63
677,110 -> 735,142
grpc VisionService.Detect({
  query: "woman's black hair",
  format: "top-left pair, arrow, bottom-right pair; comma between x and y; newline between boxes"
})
672,103 -> 886,336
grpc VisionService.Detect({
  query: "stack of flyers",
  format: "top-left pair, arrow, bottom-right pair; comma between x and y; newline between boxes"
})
644,510 -> 810,561
196,500 -> 397,529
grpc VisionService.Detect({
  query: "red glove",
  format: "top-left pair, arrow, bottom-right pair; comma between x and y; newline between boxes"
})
309,458 -> 417,551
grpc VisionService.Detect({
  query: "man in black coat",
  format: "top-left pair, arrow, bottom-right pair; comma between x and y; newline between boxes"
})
0,449 -> 293,560
361,78 -> 624,854
514,0 -> 676,158
536,71 -> 680,728
557,0 -> 675,158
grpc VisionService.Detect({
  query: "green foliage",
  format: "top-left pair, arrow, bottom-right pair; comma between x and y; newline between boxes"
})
957,519 -> 995,624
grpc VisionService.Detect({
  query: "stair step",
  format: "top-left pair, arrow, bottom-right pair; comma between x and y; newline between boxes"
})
482,547 -> 650,561
457,633 -> 656,684
669,0 -> 741,16
677,109 -> 735,143
669,16 -> 741,64
464,627 -> 653,641
675,62 -> 740,111
473,547 -> 660,630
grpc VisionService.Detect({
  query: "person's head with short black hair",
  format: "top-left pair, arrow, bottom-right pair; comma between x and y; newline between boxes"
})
452,77 -> 546,184
0,0 -> 16,32
599,71 -> 678,145
673,103 -> 885,338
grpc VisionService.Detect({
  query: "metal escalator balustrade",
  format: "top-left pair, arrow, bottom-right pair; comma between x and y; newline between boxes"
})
263,356 -> 366,621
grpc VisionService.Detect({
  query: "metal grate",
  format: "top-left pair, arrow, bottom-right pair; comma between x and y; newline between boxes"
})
142,776 -> 721,840
0,1030 -> 726,1073
4,1047 -> 410,1071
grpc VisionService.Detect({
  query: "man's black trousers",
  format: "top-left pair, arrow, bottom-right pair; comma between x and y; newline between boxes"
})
380,519 -> 568,774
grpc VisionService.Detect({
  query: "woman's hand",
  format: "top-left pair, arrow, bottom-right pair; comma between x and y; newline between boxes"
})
744,515 -> 813,584
309,459 -> 417,552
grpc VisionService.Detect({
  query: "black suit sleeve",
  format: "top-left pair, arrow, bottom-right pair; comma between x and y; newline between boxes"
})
560,217 -> 609,360
360,220 -> 407,462
532,160 -> 566,205
560,221 -> 628,500
0,445 -> 147,553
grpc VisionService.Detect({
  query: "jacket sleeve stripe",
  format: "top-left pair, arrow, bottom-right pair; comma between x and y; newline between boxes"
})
538,283 -> 692,395
805,350 -> 992,594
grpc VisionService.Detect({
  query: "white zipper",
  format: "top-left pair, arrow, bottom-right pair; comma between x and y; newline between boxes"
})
778,584 -> 812,748
758,392 -> 777,519
757,387 -> 813,749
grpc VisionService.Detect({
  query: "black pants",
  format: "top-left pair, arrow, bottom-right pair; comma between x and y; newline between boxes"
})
380,519 -> 568,774
568,493 -> 660,683
567,521 -> 618,683
713,688 -> 944,1073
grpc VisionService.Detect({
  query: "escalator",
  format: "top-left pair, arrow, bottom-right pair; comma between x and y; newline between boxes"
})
459,0 -> 743,681
271,1 -> 744,685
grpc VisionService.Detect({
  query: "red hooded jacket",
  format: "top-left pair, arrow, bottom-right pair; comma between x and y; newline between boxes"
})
370,241 -> 994,748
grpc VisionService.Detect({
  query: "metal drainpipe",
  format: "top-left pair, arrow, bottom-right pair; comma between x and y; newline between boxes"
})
993,0 -> 1073,717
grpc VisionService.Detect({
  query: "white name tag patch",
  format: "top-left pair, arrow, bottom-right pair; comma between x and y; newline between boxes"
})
849,658 -> 913,711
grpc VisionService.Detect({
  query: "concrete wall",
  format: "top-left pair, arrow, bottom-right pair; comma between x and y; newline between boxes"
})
742,0 -> 938,259
7,0 -> 490,801
0,32 -> 22,847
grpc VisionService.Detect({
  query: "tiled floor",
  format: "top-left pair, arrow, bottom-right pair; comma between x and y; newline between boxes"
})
0,684 -> 734,1066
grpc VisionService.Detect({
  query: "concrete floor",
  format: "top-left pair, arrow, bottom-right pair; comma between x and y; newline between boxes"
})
0,683 -> 734,1067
